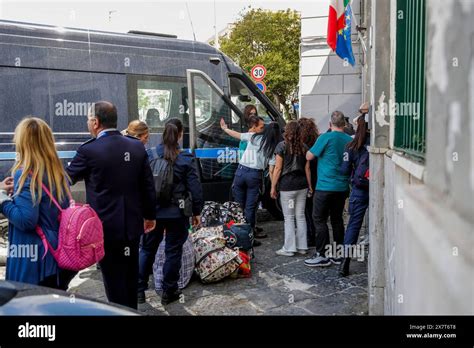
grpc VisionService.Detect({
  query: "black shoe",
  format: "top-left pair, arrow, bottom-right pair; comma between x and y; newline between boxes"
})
330,257 -> 343,265
137,291 -> 146,304
339,258 -> 351,277
161,290 -> 182,305
255,226 -> 264,233
254,228 -> 267,239
253,239 -> 262,247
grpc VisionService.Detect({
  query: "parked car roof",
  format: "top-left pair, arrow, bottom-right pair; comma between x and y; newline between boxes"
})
0,280 -> 140,315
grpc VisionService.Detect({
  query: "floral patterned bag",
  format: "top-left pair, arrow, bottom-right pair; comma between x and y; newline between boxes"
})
200,201 -> 246,227
191,226 -> 242,283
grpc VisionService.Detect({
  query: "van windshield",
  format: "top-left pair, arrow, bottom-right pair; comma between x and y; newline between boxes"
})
229,75 -> 273,126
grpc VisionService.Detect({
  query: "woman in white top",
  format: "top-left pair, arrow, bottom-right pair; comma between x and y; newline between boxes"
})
220,118 -> 281,237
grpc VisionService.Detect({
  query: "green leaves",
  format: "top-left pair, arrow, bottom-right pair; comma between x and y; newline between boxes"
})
219,8 -> 301,117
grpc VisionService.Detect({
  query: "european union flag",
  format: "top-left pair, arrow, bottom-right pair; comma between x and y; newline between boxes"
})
335,4 -> 356,66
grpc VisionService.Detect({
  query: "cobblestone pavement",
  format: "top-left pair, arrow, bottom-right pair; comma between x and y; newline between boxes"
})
1,211 -> 369,315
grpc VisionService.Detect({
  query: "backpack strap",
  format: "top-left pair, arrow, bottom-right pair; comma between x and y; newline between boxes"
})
35,225 -> 57,260
39,182 -> 63,211
34,180 -> 72,260
28,171 -> 73,209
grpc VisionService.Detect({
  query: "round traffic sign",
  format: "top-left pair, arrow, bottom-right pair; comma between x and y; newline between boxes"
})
251,65 -> 266,81
255,81 -> 267,93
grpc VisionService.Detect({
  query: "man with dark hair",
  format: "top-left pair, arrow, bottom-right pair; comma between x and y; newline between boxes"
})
67,100 -> 156,309
304,110 -> 352,267
90,101 -> 118,129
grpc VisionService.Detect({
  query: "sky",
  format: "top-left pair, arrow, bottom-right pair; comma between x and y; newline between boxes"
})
0,0 -> 325,42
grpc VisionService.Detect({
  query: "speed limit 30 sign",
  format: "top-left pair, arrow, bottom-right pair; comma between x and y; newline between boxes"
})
251,65 -> 266,81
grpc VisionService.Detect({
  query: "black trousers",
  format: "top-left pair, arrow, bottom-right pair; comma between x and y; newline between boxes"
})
312,190 -> 349,256
99,238 -> 140,310
39,269 -> 77,291
305,195 -> 316,245
138,218 -> 189,295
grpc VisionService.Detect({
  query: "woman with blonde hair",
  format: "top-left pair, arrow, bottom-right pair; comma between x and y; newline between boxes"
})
0,117 -> 75,289
122,120 -> 149,145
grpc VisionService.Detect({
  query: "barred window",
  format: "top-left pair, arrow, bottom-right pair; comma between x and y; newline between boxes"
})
394,0 -> 427,158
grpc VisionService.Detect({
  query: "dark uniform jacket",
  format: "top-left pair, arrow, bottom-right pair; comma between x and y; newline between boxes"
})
151,143 -> 203,219
66,130 -> 156,243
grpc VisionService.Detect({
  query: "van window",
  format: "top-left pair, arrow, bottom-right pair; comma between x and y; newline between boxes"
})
128,75 -> 189,131
0,67 -> 127,133
0,67 -> 50,133
229,75 -> 273,126
137,81 -> 172,128
188,71 -> 243,182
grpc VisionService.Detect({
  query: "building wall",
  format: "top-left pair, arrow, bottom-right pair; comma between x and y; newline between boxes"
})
383,154 -> 473,314
367,0 -> 474,314
299,0 -> 362,131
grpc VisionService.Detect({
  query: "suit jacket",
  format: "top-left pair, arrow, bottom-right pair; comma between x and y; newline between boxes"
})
66,130 -> 156,243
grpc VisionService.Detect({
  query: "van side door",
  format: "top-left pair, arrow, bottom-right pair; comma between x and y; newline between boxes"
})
186,69 -> 244,202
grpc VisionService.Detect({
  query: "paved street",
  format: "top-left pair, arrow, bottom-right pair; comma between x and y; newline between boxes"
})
65,210 -> 368,316
0,210 -> 368,315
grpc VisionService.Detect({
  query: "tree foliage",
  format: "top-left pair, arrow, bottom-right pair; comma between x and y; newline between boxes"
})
218,8 -> 301,118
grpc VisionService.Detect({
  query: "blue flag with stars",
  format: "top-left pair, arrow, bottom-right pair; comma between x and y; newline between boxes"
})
335,4 -> 356,66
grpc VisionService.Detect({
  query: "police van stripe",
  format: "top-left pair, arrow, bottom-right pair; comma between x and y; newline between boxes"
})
193,148 -> 239,159
0,148 -> 239,160
0,151 -> 78,160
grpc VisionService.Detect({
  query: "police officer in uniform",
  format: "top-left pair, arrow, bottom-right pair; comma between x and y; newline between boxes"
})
67,101 -> 156,309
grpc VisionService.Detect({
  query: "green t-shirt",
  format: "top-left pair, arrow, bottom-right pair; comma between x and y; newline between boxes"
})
309,131 -> 353,192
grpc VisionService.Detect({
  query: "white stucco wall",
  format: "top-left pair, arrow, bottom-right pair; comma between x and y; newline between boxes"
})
299,0 -> 362,131
369,0 -> 474,315
383,154 -> 473,314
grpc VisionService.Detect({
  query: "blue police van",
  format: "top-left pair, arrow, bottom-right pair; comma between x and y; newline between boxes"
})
0,20 -> 285,218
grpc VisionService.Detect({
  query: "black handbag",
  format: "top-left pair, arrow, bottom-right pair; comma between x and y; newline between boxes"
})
223,223 -> 254,251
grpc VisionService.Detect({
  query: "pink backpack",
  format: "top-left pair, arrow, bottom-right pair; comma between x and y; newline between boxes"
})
35,182 -> 105,271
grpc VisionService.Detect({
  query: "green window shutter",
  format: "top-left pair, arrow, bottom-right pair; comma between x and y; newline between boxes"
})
394,0 -> 427,158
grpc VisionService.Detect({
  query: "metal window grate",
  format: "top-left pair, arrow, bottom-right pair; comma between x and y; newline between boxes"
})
394,0 -> 427,158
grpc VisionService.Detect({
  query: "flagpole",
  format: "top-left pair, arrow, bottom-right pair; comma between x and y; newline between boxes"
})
349,1 -> 367,54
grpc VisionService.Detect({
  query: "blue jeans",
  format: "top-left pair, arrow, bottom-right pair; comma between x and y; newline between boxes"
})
343,189 -> 369,246
232,165 -> 262,228
138,218 -> 189,294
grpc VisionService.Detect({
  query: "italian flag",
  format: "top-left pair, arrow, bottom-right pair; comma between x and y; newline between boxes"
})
327,0 -> 351,51
327,0 -> 356,66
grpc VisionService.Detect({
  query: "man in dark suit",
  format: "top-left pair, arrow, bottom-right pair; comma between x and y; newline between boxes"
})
67,101 -> 156,309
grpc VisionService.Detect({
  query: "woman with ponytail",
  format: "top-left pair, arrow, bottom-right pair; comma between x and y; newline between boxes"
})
122,120 -> 150,145
138,118 -> 203,305
220,119 -> 281,240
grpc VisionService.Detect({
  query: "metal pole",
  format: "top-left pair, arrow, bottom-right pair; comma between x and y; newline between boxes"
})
185,2 -> 197,41
350,5 -> 367,54
214,0 -> 219,48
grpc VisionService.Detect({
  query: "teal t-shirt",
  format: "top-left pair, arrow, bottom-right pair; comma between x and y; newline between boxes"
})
238,140 -> 247,160
309,131 -> 353,192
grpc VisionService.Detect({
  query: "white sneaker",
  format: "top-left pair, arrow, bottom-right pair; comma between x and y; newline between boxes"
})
296,249 -> 308,255
304,254 -> 331,267
275,249 -> 294,257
